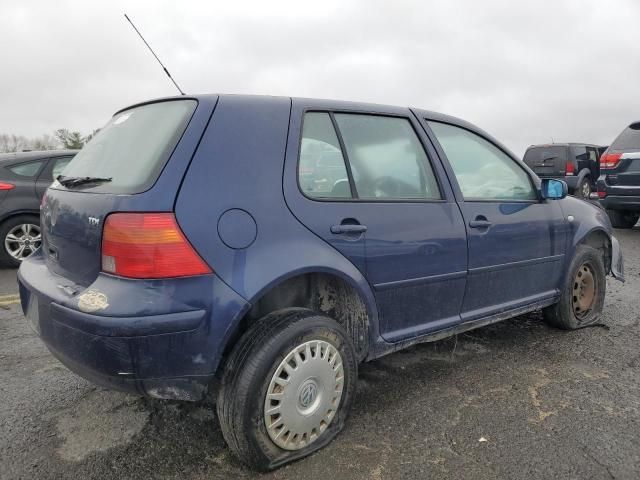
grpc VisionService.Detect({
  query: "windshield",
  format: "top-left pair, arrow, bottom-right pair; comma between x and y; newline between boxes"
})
52,99 -> 197,194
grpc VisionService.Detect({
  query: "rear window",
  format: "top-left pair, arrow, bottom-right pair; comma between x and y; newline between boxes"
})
610,122 -> 640,151
522,146 -> 567,166
53,100 -> 197,194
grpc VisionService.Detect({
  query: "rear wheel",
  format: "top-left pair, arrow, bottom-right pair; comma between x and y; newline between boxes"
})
0,215 -> 41,268
576,177 -> 591,198
217,309 -> 357,471
606,209 -> 639,229
543,245 -> 606,330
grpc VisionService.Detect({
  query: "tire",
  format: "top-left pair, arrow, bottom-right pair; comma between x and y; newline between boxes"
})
543,245 -> 606,330
576,177 -> 591,198
0,215 -> 41,268
606,209 -> 639,229
217,308 -> 358,471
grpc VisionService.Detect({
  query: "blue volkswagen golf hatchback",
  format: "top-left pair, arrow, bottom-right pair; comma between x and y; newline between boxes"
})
18,95 -> 624,470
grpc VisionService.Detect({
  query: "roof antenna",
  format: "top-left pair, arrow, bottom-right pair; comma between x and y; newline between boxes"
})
124,13 -> 186,95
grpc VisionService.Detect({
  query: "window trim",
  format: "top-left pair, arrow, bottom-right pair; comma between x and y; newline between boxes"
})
425,120 -> 541,204
296,109 -> 446,204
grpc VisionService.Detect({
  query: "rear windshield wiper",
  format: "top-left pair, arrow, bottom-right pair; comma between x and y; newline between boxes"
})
56,175 -> 113,188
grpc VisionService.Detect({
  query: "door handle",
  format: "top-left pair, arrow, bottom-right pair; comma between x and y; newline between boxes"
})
330,224 -> 367,234
469,218 -> 492,229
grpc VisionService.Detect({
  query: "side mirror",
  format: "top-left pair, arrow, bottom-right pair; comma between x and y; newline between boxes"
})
541,178 -> 568,200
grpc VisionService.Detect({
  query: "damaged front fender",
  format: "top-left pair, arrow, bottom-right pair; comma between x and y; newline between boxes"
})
610,235 -> 625,282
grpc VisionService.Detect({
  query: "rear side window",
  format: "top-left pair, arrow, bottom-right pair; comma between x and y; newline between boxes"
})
333,114 -> 440,200
571,145 -> 588,162
611,122 -> 640,151
9,160 -> 45,177
51,156 -> 73,180
299,113 -> 351,199
429,121 -> 537,201
54,100 -> 197,194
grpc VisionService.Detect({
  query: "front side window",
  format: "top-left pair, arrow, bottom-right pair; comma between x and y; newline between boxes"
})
429,121 -> 537,201
299,113 -> 351,199
9,160 -> 44,177
334,114 -> 440,200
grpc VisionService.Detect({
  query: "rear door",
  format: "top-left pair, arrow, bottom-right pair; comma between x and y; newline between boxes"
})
284,100 -> 468,342
3,158 -> 47,208
523,145 -> 569,178
424,120 -> 566,321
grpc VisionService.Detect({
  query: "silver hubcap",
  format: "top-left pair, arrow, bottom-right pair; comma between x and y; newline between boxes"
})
264,340 -> 344,451
5,223 -> 41,261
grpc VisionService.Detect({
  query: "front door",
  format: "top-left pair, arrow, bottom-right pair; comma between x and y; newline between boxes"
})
284,100 -> 468,342
425,120 -> 566,321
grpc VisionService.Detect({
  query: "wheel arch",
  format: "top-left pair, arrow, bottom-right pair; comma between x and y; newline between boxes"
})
221,267 -> 378,364
0,209 -> 40,226
574,227 -> 612,274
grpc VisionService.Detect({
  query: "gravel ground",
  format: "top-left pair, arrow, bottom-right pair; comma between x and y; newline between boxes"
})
1,227 -> 639,480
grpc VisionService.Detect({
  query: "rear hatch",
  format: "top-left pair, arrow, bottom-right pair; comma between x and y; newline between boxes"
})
523,145 -> 569,177
603,122 -> 640,187
41,99 -> 198,286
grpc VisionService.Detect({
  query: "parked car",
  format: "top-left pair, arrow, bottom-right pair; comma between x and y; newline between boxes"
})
597,121 -> 640,228
523,143 -> 605,198
0,150 -> 77,267
18,96 -> 624,470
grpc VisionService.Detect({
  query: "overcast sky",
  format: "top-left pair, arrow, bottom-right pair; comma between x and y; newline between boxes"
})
1,0 -> 639,156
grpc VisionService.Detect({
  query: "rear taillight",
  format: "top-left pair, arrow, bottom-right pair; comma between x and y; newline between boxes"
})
565,162 -> 575,175
597,191 -> 607,199
102,213 -> 212,279
600,152 -> 622,169
0,182 -> 15,190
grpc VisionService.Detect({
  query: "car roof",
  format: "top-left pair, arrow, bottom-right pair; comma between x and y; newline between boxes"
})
0,149 -> 79,164
118,93 -> 522,160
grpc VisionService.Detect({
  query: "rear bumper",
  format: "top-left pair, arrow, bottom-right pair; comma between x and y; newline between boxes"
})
599,195 -> 640,212
17,252 -> 249,401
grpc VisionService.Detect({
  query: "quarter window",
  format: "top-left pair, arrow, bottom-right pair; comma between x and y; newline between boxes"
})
428,122 -> 537,201
334,114 -> 440,200
9,160 -> 45,177
299,113 -> 352,199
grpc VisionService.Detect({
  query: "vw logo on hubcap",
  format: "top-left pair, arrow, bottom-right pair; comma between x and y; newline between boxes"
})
299,382 -> 318,409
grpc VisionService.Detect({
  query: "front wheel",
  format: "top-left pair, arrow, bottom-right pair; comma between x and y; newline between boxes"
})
543,245 -> 606,330
217,309 -> 357,471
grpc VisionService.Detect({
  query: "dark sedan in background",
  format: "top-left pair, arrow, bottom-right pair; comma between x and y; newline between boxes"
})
0,150 -> 77,267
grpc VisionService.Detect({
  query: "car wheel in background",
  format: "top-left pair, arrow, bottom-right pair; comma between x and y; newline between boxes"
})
0,215 -> 41,268
606,209 -> 639,229
577,177 -> 591,198
543,245 -> 606,330
217,308 -> 357,471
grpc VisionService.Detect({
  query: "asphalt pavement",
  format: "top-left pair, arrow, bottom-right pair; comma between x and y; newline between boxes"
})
1,227 -> 639,479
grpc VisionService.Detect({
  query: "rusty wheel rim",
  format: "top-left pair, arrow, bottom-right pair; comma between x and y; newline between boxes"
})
572,262 -> 596,320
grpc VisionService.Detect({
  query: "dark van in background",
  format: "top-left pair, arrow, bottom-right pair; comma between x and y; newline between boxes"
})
597,121 -> 640,228
0,150 -> 77,267
523,143 -> 605,198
